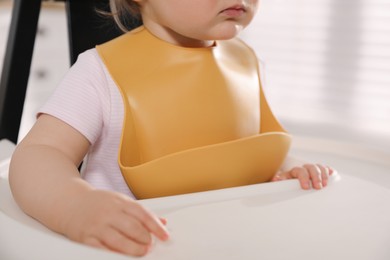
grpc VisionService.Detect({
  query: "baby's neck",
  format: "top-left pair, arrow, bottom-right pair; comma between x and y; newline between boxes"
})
143,23 -> 215,48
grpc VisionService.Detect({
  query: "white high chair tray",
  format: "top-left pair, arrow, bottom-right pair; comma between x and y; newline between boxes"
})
1,137 -> 390,260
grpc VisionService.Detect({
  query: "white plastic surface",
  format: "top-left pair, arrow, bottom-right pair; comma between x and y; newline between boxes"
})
1,137 -> 389,260
143,174 -> 390,260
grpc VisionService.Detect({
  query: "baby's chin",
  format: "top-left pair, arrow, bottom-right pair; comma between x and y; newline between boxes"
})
208,24 -> 246,40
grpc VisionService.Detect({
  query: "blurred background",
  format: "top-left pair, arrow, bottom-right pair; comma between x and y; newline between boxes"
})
243,0 -> 390,154
0,0 -> 389,154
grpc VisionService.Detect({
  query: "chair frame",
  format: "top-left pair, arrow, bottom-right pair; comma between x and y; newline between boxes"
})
0,0 -> 122,143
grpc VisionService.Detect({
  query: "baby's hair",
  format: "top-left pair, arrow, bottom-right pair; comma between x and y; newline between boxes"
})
108,0 -> 142,32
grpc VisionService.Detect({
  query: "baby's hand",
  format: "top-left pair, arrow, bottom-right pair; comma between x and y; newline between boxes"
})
60,190 -> 169,256
272,164 -> 335,190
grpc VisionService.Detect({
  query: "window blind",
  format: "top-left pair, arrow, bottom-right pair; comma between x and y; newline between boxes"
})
242,0 -> 390,149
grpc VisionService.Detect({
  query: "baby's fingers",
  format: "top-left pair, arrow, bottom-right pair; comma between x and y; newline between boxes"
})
271,170 -> 293,182
124,203 -> 170,242
84,236 -> 109,251
159,217 -> 168,225
316,164 -> 331,187
97,228 -> 150,256
289,167 -> 311,190
303,164 -> 323,190
114,212 -> 153,245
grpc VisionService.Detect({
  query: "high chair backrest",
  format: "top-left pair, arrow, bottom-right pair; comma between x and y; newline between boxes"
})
0,0 -> 132,144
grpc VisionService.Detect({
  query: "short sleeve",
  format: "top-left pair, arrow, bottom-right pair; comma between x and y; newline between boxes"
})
38,49 -> 109,144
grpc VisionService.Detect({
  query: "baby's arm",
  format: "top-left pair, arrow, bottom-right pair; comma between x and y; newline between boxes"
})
272,156 -> 335,190
9,114 -> 169,256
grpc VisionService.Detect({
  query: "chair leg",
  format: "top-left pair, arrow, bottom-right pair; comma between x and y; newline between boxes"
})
0,0 -> 42,144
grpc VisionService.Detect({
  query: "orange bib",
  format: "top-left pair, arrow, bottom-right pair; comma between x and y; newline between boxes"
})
97,27 -> 291,199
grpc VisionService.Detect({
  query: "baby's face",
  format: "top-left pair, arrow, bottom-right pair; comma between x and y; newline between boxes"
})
136,0 -> 259,47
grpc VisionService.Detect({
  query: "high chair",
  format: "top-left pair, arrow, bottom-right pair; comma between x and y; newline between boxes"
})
0,1 -> 390,259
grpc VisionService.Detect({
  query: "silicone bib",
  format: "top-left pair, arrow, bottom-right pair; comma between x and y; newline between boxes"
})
97,27 -> 291,199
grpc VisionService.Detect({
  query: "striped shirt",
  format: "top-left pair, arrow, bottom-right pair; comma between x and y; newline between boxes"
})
39,49 -> 133,196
